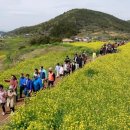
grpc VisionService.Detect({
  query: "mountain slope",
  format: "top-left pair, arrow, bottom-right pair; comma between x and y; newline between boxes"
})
8,9 -> 130,38
127,20 -> 130,23
0,31 -> 5,36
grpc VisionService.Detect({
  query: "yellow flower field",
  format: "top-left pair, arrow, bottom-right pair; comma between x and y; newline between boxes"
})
2,42 -> 129,129
66,41 -> 104,51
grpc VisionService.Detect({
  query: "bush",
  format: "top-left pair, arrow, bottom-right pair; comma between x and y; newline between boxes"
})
29,36 -> 62,45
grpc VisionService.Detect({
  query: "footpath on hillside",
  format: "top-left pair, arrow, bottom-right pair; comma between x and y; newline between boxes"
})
0,41 -> 126,126
0,57 -> 92,126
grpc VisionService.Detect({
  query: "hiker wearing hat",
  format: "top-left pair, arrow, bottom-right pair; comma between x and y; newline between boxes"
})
32,74 -> 43,92
48,67 -> 55,88
7,86 -> 16,113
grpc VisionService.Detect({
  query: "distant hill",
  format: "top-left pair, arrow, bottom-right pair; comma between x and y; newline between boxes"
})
0,31 -> 5,36
127,20 -> 130,23
8,9 -> 130,39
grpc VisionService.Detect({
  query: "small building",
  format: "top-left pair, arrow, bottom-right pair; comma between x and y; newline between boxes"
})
62,38 -> 74,43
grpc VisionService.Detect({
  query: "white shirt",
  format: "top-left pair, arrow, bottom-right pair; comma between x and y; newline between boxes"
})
0,91 -> 6,103
59,66 -> 64,74
64,64 -> 67,71
55,65 -> 60,72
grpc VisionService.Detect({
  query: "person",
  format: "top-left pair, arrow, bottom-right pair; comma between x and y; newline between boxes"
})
64,56 -> 70,63
0,84 -> 6,116
107,43 -> 112,53
55,63 -> 60,78
102,44 -> 107,55
48,68 -> 55,88
39,66 -> 47,82
79,55 -> 83,68
34,68 -> 40,77
19,73 -> 26,98
32,74 -> 43,92
74,53 -> 78,63
63,62 -> 68,75
5,75 -> 18,101
100,47 -> 103,55
24,74 -> 33,97
92,52 -> 97,61
71,61 -> 76,72
7,86 -> 16,113
82,52 -> 87,65
59,65 -> 64,77
67,62 -> 71,74
39,66 -> 46,88
74,54 -> 80,70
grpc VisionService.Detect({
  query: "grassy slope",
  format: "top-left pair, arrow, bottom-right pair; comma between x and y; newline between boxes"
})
0,37 -> 28,70
2,42 -> 130,129
0,42 -> 103,89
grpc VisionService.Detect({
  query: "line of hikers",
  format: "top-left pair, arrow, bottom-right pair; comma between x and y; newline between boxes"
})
100,41 -> 126,55
0,40 -> 127,116
0,52 -> 88,116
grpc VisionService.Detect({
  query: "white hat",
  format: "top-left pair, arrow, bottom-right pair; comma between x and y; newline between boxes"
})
49,67 -> 52,71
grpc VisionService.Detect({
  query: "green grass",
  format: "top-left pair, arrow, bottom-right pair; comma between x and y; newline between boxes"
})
0,42 -> 103,89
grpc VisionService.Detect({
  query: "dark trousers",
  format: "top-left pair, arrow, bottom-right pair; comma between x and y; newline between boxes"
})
20,85 -> 25,98
79,63 -> 82,68
24,89 -> 31,97
64,71 -> 68,76
15,89 -> 18,102
48,81 -> 54,88
1,103 -> 5,113
10,107 -> 15,112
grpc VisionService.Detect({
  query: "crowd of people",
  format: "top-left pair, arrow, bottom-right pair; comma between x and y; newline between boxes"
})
0,52 -> 88,116
0,41 -> 127,116
99,41 -> 126,55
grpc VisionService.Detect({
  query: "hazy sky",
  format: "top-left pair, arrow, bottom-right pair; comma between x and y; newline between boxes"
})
0,0 -> 130,31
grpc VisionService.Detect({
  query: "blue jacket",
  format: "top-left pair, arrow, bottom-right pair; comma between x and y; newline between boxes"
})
33,77 -> 43,91
25,79 -> 33,91
40,69 -> 47,79
19,77 -> 26,87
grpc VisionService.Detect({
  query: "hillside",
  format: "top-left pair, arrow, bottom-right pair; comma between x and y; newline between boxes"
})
127,20 -> 130,23
0,31 -> 5,36
8,9 -> 130,39
0,41 -> 103,89
1,42 -> 130,129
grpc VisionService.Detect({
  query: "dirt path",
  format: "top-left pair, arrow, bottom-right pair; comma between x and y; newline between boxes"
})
0,58 -> 92,126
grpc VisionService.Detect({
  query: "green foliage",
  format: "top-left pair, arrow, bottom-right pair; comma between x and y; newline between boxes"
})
127,20 -> 130,23
7,9 -> 130,39
29,36 -> 62,45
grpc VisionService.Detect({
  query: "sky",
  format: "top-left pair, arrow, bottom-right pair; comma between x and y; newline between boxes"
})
0,0 -> 130,31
